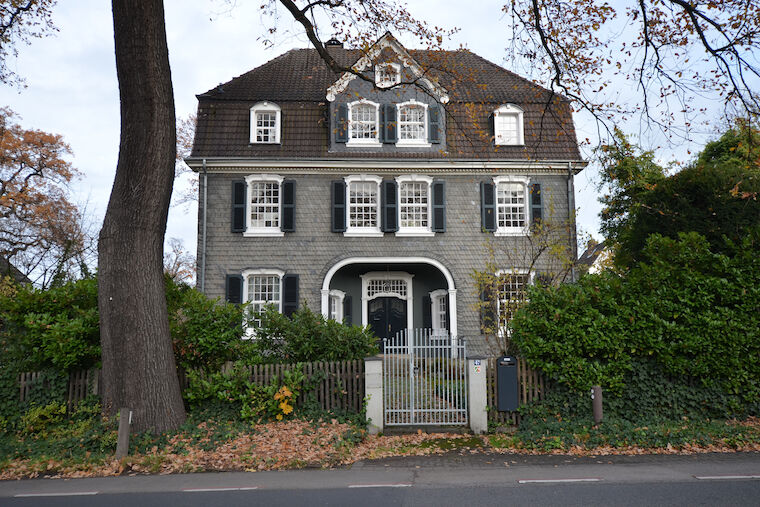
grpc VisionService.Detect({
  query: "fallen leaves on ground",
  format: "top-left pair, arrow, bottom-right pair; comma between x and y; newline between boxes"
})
1,417 -> 759,480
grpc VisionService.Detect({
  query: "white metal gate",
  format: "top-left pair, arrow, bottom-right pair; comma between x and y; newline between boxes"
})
383,329 -> 468,426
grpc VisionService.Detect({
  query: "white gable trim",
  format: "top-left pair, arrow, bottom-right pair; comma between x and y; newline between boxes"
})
326,33 -> 449,104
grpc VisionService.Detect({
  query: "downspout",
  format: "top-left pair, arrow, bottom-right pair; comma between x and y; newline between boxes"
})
567,162 -> 577,282
200,158 -> 208,292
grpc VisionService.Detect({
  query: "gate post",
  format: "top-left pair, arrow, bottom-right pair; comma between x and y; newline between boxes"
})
468,355 -> 488,434
364,355 -> 384,435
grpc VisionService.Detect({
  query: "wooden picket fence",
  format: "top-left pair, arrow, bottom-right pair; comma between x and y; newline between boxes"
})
18,369 -> 100,412
19,360 -> 365,416
486,357 -> 548,426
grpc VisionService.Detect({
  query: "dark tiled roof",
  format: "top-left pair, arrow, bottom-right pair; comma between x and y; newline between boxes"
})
192,47 -> 582,161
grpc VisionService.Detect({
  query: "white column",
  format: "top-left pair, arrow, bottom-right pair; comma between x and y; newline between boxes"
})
468,356 -> 488,434
320,289 -> 330,318
364,356 -> 384,435
448,288 -> 458,336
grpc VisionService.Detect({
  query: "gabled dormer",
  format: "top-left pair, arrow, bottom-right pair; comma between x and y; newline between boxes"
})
327,33 -> 448,153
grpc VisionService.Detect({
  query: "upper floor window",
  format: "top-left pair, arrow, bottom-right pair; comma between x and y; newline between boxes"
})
397,101 -> 429,146
344,174 -> 382,236
348,100 -> 380,145
245,174 -> 284,237
375,63 -> 400,88
493,104 -> 524,146
396,174 -> 434,236
493,176 -> 530,236
250,102 -> 281,144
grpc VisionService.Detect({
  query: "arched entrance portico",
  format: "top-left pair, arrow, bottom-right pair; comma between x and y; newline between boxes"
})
320,256 -> 458,337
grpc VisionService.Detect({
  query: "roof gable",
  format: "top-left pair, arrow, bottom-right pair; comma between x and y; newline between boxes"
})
325,32 -> 449,103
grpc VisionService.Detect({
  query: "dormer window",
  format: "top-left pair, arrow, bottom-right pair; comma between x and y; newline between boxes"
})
493,104 -> 524,146
375,63 -> 400,88
347,100 -> 380,146
397,100 -> 429,146
250,102 -> 281,144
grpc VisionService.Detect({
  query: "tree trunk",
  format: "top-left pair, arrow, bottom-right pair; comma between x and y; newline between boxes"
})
98,0 -> 185,433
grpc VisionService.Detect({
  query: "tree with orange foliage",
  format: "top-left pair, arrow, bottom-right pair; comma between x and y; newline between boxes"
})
0,107 -> 88,286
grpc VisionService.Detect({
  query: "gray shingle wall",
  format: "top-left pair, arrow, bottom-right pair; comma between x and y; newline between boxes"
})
198,171 -> 573,352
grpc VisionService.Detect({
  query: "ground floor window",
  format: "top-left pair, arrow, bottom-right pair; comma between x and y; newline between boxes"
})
243,269 -> 284,332
496,270 -> 531,335
328,289 -> 345,322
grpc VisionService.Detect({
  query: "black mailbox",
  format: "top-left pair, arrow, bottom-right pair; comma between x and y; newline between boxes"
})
497,356 -> 519,412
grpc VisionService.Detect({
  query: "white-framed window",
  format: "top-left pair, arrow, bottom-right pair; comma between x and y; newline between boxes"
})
493,175 -> 530,236
493,104 -> 524,146
243,269 -> 284,335
396,174 -> 434,237
429,288 -> 448,339
328,289 -> 345,322
396,100 -> 429,146
496,269 -> 533,336
244,174 -> 284,237
347,100 -> 380,146
250,102 -> 281,144
375,62 -> 401,88
344,174 -> 383,237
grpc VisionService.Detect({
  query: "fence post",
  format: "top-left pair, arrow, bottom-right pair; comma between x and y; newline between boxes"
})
364,355 -> 383,435
468,355 -> 488,434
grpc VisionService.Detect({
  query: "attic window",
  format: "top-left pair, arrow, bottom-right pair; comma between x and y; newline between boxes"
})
375,63 -> 400,88
250,102 -> 281,144
493,104 -> 524,146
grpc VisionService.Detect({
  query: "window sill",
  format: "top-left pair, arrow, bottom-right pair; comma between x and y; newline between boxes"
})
494,142 -> 525,147
243,229 -> 285,238
346,139 -> 381,147
493,228 -> 528,237
396,140 -> 431,148
344,229 -> 383,238
249,141 -> 281,145
395,230 -> 435,237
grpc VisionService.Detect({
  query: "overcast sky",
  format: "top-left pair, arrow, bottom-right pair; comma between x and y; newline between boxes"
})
0,0 -> 724,265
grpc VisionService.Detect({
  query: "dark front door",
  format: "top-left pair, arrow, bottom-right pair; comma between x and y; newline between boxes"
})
368,297 -> 407,349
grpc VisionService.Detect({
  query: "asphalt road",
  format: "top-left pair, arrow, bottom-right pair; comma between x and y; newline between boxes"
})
1,452 -> 759,506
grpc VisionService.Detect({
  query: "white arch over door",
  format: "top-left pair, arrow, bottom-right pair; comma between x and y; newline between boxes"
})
320,256 -> 458,336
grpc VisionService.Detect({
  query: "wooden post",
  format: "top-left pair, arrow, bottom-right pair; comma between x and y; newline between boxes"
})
592,385 -> 603,424
115,408 -> 132,458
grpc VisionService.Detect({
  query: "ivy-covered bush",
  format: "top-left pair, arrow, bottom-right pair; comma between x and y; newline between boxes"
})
248,305 -> 378,363
513,230 -> 760,419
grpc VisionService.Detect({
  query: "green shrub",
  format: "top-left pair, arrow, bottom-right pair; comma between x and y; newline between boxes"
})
512,230 -> 760,419
249,305 -> 378,363
19,401 -> 67,439
165,278 -> 247,372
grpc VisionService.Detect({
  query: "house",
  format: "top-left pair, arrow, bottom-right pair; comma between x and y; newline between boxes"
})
186,33 -> 585,353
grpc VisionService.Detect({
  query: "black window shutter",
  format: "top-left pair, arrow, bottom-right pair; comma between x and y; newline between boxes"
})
381,179 -> 398,232
282,274 -> 299,317
444,296 -> 450,332
488,112 -> 495,143
428,105 -> 441,144
225,274 -> 244,304
281,179 -> 296,232
343,295 -> 352,325
480,181 -> 496,232
479,285 -> 496,333
431,180 -> 446,232
336,104 -> 348,143
422,295 -> 432,329
530,183 -> 543,227
331,180 -> 346,232
231,180 -> 247,233
384,104 -> 397,143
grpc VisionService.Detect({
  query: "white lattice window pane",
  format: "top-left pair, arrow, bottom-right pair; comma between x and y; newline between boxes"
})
435,296 -> 447,330
497,183 -> 526,229
399,105 -> 425,140
348,181 -> 378,227
350,104 -> 377,140
496,114 -> 519,145
498,274 -> 529,323
399,181 -> 429,228
367,279 -> 407,297
250,182 -> 280,228
256,112 -> 277,142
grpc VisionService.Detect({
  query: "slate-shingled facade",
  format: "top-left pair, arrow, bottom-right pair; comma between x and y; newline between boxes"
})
187,33 -> 585,353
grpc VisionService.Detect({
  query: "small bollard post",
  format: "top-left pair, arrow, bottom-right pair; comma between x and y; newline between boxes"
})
115,408 -> 132,458
591,385 -> 603,424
